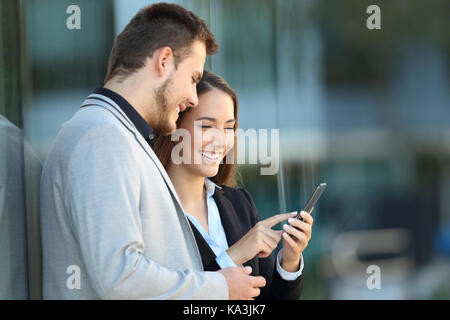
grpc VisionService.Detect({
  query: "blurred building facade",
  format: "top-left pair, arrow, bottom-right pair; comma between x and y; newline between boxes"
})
1,0 -> 449,299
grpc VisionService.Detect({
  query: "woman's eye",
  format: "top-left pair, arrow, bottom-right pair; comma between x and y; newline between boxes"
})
198,125 -> 233,130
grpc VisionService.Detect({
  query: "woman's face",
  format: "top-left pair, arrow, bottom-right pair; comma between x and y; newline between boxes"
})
177,88 -> 235,178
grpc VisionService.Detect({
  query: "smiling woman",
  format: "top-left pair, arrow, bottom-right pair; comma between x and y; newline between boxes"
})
153,70 -> 308,300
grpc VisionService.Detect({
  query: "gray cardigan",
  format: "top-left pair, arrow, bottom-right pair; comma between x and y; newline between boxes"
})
40,93 -> 228,299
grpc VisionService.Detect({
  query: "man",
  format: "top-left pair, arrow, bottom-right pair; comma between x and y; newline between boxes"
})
40,2 -> 265,299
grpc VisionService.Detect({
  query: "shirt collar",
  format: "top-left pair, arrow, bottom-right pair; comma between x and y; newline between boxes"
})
92,87 -> 155,144
204,178 -> 222,196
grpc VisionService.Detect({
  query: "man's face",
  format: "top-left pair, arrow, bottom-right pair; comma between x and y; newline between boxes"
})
152,40 -> 206,136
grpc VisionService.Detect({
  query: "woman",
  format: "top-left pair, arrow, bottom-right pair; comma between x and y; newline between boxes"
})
153,71 -> 314,300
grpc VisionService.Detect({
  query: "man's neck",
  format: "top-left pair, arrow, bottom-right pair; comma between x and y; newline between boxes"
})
104,78 -> 155,125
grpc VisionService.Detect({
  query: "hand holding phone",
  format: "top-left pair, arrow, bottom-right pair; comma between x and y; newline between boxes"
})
281,183 -> 326,270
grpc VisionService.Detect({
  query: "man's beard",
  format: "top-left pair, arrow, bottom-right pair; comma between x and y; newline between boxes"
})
152,77 -> 176,136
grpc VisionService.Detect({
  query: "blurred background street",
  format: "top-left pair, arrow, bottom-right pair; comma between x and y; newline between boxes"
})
1,0 -> 449,299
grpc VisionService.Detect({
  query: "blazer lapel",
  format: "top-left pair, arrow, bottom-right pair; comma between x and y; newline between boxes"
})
212,188 -> 258,274
212,188 -> 245,247
187,220 -> 221,271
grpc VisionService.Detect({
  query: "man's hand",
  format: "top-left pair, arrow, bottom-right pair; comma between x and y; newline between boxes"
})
218,266 -> 266,300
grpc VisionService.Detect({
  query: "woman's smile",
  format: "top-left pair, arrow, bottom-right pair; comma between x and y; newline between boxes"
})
200,150 -> 223,163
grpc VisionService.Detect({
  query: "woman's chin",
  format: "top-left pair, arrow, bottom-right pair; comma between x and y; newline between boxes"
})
197,165 -> 219,178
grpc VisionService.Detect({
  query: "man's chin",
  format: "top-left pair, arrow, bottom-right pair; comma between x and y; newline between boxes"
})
157,122 -> 177,136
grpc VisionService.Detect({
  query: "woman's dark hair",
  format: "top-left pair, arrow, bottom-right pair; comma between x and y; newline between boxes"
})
153,70 -> 239,187
104,3 -> 218,83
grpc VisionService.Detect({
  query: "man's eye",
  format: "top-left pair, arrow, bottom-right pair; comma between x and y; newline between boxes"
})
225,127 -> 234,130
200,125 -> 212,129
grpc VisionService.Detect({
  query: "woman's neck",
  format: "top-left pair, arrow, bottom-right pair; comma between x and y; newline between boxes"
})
166,164 -> 206,211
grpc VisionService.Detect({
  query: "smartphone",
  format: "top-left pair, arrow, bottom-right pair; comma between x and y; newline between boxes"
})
296,183 -> 327,221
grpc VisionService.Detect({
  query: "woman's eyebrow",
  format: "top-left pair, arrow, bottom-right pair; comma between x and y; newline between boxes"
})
196,117 -> 216,122
195,117 -> 236,123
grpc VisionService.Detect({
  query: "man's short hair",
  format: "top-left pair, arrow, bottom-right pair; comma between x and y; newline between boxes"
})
104,2 -> 218,83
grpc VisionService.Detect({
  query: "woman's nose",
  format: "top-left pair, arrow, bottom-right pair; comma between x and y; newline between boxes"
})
211,130 -> 226,148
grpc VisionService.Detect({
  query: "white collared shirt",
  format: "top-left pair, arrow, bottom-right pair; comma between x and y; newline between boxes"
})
184,178 -> 304,281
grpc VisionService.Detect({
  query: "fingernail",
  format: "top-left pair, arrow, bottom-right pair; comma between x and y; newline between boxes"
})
291,212 -> 298,216
283,224 -> 290,230
288,218 -> 294,224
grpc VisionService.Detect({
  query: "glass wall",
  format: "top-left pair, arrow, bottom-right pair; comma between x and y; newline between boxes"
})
1,0 -> 449,299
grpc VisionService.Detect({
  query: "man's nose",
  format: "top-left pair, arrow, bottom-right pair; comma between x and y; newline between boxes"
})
187,88 -> 199,108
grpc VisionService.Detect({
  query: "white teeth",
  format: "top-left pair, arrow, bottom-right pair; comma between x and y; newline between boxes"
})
201,151 -> 221,161
176,106 -> 180,113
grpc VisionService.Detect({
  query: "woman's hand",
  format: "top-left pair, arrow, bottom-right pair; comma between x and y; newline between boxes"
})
226,212 -> 297,266
281,209 -> 314,272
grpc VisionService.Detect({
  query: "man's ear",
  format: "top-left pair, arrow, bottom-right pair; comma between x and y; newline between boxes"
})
153,46 -> 174,78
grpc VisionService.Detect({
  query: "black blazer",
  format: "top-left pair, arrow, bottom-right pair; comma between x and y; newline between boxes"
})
188,185 -> 304,300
